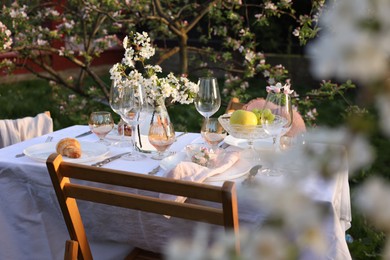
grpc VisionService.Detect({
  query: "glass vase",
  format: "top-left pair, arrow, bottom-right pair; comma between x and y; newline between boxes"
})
148,99 -> 176,159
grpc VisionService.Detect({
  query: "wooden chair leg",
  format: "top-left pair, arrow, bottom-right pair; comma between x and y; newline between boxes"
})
64,240 -> 78,260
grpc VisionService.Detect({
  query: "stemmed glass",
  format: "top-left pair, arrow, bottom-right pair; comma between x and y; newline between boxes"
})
260,90 -> 293,175
195,77 -> 221,121
261,91 -> 293,150
148,121 -> 176,160
88,111 -> 114,145
110,80 -> 146,161
109,80 -> 131,147
201,118 -> 227,153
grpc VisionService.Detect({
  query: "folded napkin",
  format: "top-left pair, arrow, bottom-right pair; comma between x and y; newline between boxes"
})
160,151 -> 240,203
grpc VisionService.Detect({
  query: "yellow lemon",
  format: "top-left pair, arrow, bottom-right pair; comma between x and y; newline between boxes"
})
229,110 -> 258,125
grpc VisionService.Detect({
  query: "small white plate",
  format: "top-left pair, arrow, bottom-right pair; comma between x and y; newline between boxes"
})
24,141 -> 109,163
205,158 -> 252,182
224,135 -> 273,150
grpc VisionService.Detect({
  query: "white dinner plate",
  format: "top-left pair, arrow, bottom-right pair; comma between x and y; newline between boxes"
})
159,150 -> 252,182
24,141 -> 109,163
224,135 -> 273,150
205,158 -> 252,182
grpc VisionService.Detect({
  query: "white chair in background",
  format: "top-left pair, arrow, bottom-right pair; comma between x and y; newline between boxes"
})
0,111 -> 53,148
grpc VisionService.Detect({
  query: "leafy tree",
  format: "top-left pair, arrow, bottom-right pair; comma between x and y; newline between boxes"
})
0,0 -> 325,104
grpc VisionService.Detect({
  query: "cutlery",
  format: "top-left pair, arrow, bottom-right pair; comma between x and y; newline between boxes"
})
75,130 -> 93,138
91,152 -> 130,167
15,136 -> 53,158
175,132 -> 187,141
219,142 -> 230,149
148,165 -> 160,175
135,145 -> 152,154
242,164 -> 262,186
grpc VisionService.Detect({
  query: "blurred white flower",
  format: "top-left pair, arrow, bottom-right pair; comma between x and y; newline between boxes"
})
277,127 -> 374,176
355,177 -> 390,231
240,181 -> 328,257
308,0 -> 390,84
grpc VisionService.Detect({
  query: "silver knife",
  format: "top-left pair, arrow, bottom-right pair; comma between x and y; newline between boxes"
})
91,152 -> 130,167
175,132 -> 187,141
75,130 -> 93,138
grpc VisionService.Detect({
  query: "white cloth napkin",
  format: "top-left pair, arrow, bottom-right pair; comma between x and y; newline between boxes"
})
160,151 -> 240,203
0,112 -> 53,148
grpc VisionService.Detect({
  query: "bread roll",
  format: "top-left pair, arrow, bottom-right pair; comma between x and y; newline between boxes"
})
56,138 -> 82,158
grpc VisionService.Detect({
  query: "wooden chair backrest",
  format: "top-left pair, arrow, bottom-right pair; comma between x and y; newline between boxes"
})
46,153 -> 240,260
226,97 -> 244,114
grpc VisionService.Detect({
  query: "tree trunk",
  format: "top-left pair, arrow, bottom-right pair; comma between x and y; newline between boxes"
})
178,33 -> 188,75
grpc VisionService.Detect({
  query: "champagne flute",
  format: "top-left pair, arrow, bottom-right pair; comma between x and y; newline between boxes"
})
260,90 -> 293,175
148,122 -> 176,160
115,82 -> 146,161
195,77 -> 221,121
201,118 -> 227,153
88,111 -> 114,145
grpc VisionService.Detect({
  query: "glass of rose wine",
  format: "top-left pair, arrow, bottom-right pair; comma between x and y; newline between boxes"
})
201,117 -> 227,153
88,111 -> 114,145
148,121 -> 176,160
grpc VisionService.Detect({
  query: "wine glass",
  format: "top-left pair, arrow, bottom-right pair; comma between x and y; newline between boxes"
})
260,91 -> 293,175
110,80 -> 131,147
201,118 -> 227,153
260,91 -> 293,150
195,77 -> 221,121
148,122 -> 176,160
88,111 -> 114,145
114,82 -> 146,161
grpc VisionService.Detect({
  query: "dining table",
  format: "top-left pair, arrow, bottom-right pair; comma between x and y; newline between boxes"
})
0,125 -> 352,260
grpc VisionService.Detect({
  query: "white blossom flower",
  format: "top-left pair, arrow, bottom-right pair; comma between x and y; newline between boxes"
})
307,0 -> 390,84
292,28 -> 300,37
276,127 -> 374,177
0,21 -> 13,50
264,2 -> 277,11
110,31 -> 198,105
244,50 -> 256,63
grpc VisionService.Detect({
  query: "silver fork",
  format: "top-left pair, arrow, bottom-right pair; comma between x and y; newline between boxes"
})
15,136 -> 53,158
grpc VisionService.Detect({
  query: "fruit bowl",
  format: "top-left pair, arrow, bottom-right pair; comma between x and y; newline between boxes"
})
218,114 -> 269,140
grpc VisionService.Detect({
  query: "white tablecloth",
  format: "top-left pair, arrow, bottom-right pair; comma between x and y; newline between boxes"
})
0,125 -> 352,260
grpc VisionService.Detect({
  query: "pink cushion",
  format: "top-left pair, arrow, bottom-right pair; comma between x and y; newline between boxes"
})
242,98 -> 306,137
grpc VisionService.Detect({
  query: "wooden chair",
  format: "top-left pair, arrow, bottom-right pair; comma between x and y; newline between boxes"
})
226,97 -> 244,114
46,153 -> 240,260
64,240 -> 79,260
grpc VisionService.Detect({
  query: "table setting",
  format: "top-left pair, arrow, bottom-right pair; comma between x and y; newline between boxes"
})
0,33 -> 351,259
0,117 -> 353,260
